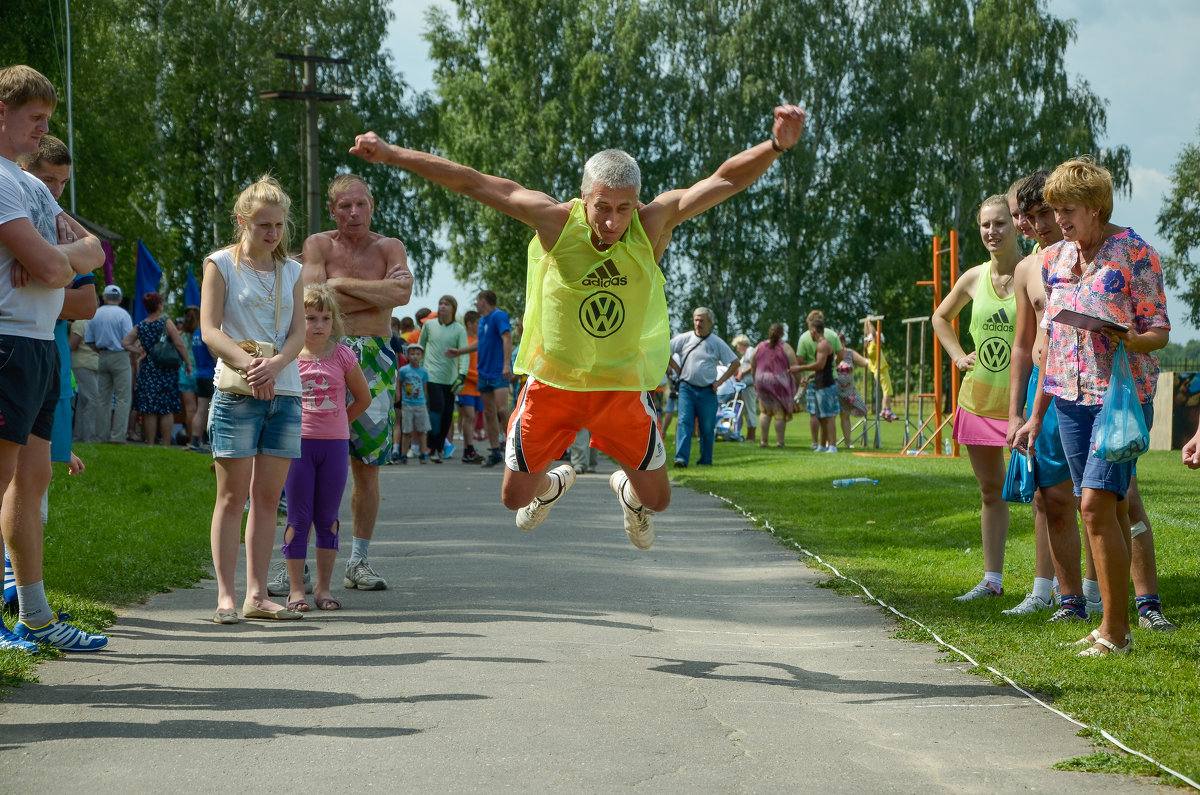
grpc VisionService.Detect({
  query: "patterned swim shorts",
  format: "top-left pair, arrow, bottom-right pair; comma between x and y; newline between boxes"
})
343,336 -> 397,466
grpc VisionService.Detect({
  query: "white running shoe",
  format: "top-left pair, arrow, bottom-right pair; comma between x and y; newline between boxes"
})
1001,592 -> 1055,615
954,580 -> 1003,601
609,471 -> 655,550
516,465 -> 576,531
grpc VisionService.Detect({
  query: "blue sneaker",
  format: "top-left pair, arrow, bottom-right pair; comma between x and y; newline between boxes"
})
0,624 -> 39,653
15,614 -> 108,651
443,441 -> 456,460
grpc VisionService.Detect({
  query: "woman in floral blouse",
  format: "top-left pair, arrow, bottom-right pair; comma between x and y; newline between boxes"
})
1013,157 -> 1170,658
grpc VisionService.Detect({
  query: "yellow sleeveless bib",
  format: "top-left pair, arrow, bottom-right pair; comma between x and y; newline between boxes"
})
515,200 -> 669,391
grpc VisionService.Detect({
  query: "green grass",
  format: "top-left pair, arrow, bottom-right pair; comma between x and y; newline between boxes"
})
2,444 -> 216,689
669,419 -> 1200,786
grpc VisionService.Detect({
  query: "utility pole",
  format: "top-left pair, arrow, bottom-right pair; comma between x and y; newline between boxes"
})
259,45 -> 351,239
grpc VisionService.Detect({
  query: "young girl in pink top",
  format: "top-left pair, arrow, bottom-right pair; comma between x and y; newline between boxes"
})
282,286 -> 369,611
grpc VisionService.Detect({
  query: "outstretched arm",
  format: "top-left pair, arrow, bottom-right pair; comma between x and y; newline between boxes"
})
639,105 -> 805,258
350,134 -> 570,247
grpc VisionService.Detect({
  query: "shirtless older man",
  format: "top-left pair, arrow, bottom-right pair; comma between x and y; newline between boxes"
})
301,174 -> 411,591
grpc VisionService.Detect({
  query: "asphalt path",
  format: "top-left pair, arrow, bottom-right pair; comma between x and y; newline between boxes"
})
0,456 -> 1155,792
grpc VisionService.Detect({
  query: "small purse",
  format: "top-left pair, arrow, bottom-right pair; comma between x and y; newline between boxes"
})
150,325 -> 183,370
216,257 -> 282,396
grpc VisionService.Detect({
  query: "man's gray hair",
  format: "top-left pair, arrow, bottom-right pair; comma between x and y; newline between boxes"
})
581,149 -> 641,198
693,307 -> 715,322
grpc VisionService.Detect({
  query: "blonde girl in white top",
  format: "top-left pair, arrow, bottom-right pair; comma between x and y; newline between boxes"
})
200,176 -> 306,623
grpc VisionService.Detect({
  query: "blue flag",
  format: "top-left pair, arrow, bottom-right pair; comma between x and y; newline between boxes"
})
185,266 -> 202,309
134,238 -> 163,324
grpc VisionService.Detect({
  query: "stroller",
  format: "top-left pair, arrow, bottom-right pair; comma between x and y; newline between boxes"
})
715,380 -> 747,442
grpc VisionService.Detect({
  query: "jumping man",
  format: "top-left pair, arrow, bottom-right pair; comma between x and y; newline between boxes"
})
349,105 -> 806,548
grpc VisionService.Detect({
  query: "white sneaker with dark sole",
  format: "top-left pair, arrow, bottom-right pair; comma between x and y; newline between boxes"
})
1138,609 -> 1178,632
609,471 -> 655,550
343,559 -> 388,590
267,560 -> 312,597
1001,592 -> 1054,615
515,465 -> 575,531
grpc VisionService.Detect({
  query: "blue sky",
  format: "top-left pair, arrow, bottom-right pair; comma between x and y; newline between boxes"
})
384,0 -> 1200,341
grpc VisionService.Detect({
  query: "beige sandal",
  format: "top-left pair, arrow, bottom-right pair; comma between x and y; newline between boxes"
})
1078,633 -> 1132,658
1060,629 -> 1101,648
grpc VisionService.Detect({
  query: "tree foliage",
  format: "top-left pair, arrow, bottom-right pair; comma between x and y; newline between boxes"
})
1157,124 -> 1200,326
422,0 -> 1129,352
1,0 -> 440,309
3,0 -> 1132,350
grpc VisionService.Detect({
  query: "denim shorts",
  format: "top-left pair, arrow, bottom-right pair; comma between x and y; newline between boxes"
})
478,375 -> 510,393
1054,397 -> 1152,500
208,391 -> 301,459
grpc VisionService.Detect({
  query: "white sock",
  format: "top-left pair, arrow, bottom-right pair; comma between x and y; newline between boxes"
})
16,582 -> 54,628
1032,577 -> 1054,602
537,471 -> 563,501
1083,578 -> 1102,603
617,474 -> 643,510
984,572 -> 1003,590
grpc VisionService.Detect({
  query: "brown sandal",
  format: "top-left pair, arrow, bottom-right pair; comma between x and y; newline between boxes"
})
315,597 -> 342,611
285,598 -> 310,613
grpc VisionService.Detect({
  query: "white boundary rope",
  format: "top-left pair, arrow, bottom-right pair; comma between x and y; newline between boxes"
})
709,491 -> 1200,791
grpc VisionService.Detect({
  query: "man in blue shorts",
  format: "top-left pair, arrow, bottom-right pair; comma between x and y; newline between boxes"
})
449,290 -> 513,468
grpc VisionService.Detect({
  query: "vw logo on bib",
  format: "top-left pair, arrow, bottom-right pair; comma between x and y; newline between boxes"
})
580,291 -> 625,338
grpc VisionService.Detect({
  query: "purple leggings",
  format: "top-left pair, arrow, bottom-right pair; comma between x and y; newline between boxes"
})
282,437 -> 349,558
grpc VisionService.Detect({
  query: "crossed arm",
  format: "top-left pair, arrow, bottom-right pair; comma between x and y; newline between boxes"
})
301,235 -> 412,313
2,211 -> 103,288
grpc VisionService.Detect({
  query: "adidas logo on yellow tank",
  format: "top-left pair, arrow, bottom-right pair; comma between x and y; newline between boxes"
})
981,308 -> 1012,333
582,259 -> 627,288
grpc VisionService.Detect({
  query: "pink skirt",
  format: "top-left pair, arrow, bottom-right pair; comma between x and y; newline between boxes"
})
952,406 -> 1007,447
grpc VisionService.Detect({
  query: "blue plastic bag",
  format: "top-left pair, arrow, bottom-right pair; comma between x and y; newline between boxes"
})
1002,450 -> 1035,503
1091,341 -> 1149,464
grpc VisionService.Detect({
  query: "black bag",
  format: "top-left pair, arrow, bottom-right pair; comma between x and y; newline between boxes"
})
150,325 -> 183,370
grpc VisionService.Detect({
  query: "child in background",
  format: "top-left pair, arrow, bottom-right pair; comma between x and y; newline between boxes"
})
458,310 -> 483,463
279,286 -> 369,611
396,344 -> 431,464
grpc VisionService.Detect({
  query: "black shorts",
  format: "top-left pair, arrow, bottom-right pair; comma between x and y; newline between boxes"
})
196,377 -> 215,400
0,335 -> 60,444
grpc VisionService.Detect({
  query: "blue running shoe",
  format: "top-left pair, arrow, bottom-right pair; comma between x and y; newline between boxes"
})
0,624 -> 39,653
15,614 -> 108,651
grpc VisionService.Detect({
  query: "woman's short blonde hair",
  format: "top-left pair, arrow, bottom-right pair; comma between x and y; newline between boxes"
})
730,334 -> 751,348
1044,156 -> 1114,224
303,284 -> 345,339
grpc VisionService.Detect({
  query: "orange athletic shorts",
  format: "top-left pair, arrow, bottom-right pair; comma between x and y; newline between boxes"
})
505,378 -> 667,474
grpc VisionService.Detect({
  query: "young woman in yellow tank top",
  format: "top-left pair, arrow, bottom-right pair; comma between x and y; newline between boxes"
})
933,195 -> 1021,604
